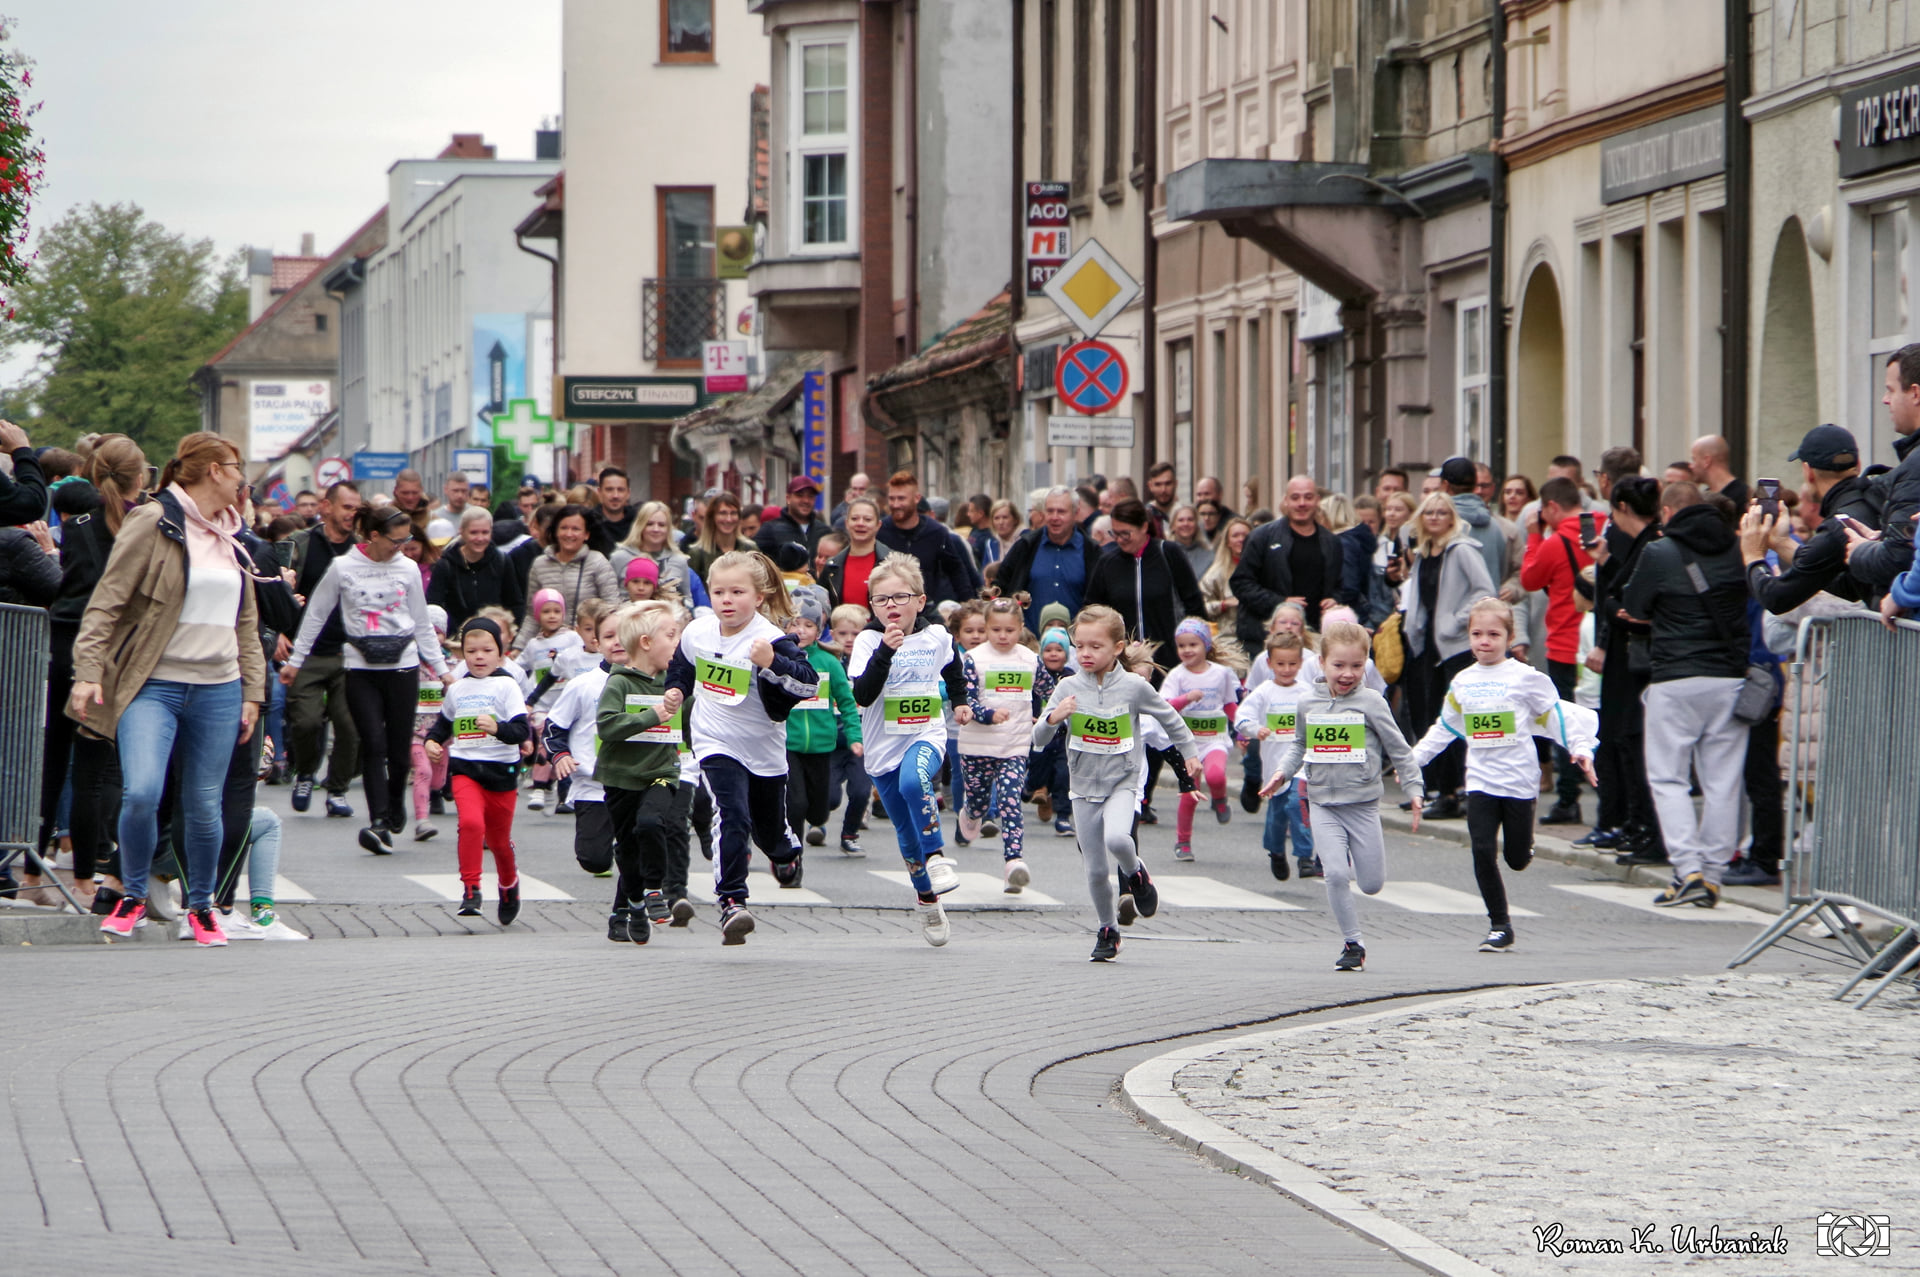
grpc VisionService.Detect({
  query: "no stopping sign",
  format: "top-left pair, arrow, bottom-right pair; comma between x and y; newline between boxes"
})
1054,340 -> 1129,416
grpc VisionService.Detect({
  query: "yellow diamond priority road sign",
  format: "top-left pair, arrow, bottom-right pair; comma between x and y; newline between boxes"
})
1041,237 -> 1141,339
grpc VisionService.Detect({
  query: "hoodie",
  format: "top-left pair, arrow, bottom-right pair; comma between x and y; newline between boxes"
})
1032,663 -> 1199,800
1265,678 -> 1425,808
1451,493 -> 1506,586
1621,503 -> 1750,683
1520,511 -> 1604,663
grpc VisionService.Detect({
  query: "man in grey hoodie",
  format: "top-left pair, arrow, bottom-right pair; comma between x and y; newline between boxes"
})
1440,456 -> 1529,656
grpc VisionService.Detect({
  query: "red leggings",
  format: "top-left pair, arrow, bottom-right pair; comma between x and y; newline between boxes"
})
452,775 -> 519,889
1176,751 -> 1230,840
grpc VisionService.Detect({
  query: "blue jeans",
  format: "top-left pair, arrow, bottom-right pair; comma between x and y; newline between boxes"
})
117,678 -> 244,908
264,667 -> 288,765
870,740 -> 946,894
1263,780 -> 1313,860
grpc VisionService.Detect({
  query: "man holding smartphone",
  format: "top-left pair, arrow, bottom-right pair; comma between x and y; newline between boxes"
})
1741,424 -> 1873,613
1844,346 -> 1920,599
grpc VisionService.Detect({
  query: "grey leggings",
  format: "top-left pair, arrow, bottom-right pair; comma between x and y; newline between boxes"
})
1316,800 -> 1387,944
1071,790 -> 1142,928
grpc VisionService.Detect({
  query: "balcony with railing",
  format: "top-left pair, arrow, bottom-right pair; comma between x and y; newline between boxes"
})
642,278 -> 728,367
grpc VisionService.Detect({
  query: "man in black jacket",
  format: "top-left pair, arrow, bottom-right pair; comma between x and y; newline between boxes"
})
1622,482 -> 1750,909
0,419 -> 47,528
877,470 -> 979,606
429,507 -> 526,631
1743,424 -> 1876,613
994,487 -> 1102,632
756,475 -> 831,559
1082,500 -> 1207,673
1586,476 -> 1663,863
1845,345 -> 1920,597
286,482 -> 362,818
1229,474 -> 1346,651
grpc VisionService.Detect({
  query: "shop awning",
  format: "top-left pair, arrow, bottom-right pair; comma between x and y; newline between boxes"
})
669,351 -> 822,461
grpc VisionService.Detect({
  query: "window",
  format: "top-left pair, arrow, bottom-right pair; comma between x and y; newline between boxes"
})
1867,202 -> 1912,460
1170,339 -> 1194,502
792,31 -> 855,250
1457,297 -> 1488,461
662,0 -> 714,63
315,312 -> 328,333
659,188 -> 713,279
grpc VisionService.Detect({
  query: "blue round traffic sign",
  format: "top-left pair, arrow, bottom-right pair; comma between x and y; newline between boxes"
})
1055,339 -> 1129,416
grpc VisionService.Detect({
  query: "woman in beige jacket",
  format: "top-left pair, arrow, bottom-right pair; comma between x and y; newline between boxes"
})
69,433 -> 268,945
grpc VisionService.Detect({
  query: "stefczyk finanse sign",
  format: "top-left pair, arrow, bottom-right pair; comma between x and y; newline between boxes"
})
557,375 -> 710,421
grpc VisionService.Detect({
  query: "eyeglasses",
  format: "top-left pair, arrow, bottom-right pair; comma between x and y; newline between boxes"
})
870,591 -> 921,609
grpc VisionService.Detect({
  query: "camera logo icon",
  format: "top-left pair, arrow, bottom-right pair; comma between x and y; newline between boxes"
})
1816,1213 -> 1892,1258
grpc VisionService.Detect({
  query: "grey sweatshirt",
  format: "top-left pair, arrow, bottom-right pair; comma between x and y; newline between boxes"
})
1267,678 -> 1425,807
1032,666 -> 1199,799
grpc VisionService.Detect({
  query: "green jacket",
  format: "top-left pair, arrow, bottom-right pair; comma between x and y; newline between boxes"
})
595,664 -> 683,790
785,642 -> 861,754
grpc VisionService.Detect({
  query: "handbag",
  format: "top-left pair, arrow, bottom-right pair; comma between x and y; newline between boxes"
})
347,633 -> 414,663
1677,549 -> 1779,725
1372,611 -> 1406,684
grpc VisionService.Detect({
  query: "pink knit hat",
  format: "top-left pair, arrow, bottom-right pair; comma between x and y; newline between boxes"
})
531,588 -> 565,613
624,556 -> 660,584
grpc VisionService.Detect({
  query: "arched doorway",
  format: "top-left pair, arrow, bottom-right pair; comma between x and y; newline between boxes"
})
1513,262 -> 1565,482
1758,218 -> 1818,469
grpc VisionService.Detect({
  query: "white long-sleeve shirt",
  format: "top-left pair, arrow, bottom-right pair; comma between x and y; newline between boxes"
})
289,545 -> 448,676
1409,657 -> 1598,800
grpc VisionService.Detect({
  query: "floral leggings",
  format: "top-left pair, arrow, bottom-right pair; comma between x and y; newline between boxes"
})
960,754 -> 1025,859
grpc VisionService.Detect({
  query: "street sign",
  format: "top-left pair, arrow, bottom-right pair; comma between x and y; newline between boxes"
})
1054,339 -> 1129,415
703,341 -> 749,394
801,370 -> 828,486
452,448 -> 494,488
1041,236 -> 1141,338
315,456 -> 351,489
351,451 -> 410,482
1046,416 -> 1136,449
1025,181 -> 1071,295
560,375 -> 707,421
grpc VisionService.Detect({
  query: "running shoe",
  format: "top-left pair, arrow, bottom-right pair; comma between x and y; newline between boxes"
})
626,908 -> 651,945
1138,804 -> 1158,826
1269,853 -> 1292,882
146,879 -> 179,921
924,854 -> 960,896
251,905 -> 308,942
1538,801 -> 1581,826
1090,926 -> 1120,962
1572,827 -> 1620,848
772,854 -> 805,888
290,773 -> 315,812
839,836 -> 865,858
428,792 -> 445,816
325,794 -> 353,818
557,799 -> 576,816
497,882 -> 521,926
1036,792 -> 1053,823
1053,817 -> 1075,838
529,790 -> 546,812
1334,941 -> 1366,971
1653,873 -> 1709,908
456,886 -> 483,917
221,910 -> 265,940
1123,866 -> 1159,918
1003,858 -> 1030,893
357,826 -> 391,856
669,897 -> 695,927
1722,858 -> 1779,887
980,820 -> 999,837
806,826 -> 826,846
607,908 -> 630,942
1174,840 -> 1193,862
916,897 -> 950,947
642,890 -> 671,924
1117,889 -> 1137,927
1690,879 -> 1722,909
1479,928 -> 1516,953
99,895 -> 146,937
89,886 -> 122,917
1239,777 -> 1260,814
187,907 -> 228,947
414,821 -> 437,842
1298,858 -> 1324,879
719,899 -> 755,945
958,811 -> 983,843
1212,797 -> 1232,825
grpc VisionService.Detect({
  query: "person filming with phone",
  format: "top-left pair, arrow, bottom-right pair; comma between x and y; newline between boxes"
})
1741,425 -> 1875,613
1519,476 -> 1605,827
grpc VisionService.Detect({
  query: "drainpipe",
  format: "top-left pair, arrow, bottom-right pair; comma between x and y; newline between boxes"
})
1723,0 -> 1751,476
1138,0 -> 1158,469
1488,8 -> 1509,480
904,0 -> 920,355
1012,0 -> 1027,477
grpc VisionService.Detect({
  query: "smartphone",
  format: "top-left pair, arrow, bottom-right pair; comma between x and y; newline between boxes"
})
1578,511 -> 1597,548
1755,477 -> 1781,520
270,539 -> 296,569
1386,539 -> 1402,565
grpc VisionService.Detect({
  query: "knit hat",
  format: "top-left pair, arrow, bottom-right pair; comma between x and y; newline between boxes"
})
790,585 -> 829,628
426,604 -> 449,635
1174,618 -> 1213,650
1320,605 -> 1359,628
624,556 -> 659,584
460,617 -> 504,651
1038,602 -> 1071,632
1040,627 -> 1071,652
531,588 -> 565,613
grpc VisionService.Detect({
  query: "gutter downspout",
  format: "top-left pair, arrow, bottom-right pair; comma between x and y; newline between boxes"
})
1138,0 -> 1158,470
1488,7 -> 1509,481
904,0 -> 920,355
1723,0 -> 1751,476
515,228 -> 563,469
1012,0 -> 1028,477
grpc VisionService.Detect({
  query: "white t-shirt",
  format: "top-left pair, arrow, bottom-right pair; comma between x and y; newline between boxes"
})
1247,648 -> 1388,697
439,672 -> 530,765
554,643 -> 602,682
1409,657 -> 1597,800
1237,680 -> 1308,784
849,622 -> 955,776
543,665 -> 608,803
1160,660 -> 1240,757
679,612 -> 798,777
521,629 -> 586,685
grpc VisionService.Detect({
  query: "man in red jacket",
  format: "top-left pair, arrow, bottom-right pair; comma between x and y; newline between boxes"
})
1521,475 -> 1605,824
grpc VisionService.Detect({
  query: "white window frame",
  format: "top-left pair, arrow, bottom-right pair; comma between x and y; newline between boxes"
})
789,26 -> 858,255
1456,295 -> 1489,462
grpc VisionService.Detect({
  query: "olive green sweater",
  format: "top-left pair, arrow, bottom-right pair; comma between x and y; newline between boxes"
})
595,664 -> 683,790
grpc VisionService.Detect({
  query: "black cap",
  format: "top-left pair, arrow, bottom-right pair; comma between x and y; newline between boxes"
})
1430,456 -> 1479,490
1788,424 -> 1859,471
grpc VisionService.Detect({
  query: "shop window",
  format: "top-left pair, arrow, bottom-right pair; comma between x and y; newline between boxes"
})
1868,203 -> 1912,458
1457,297 -> 1488,462
793,31 -> 855,250
662,0 -> 714,63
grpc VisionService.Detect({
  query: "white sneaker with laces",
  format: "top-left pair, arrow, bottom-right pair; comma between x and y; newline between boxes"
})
258,917 -> 310,942
916,898 -> 950,947
529,791 -> 546,812
221,912 -> 266,940
924,854 -> 960,896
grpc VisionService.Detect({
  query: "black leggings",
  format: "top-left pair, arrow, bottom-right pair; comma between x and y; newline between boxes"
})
1466,792 -> 1534,929
343,667 -> 418,831
786,750 -> 832,837
39,624 -> 124,881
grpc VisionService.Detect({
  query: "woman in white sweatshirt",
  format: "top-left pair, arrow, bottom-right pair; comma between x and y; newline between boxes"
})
284,504 -> 452,854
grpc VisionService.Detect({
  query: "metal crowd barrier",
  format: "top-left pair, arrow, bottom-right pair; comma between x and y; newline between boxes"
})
0,603 -> 69,909
1728,611 -> 1920,1007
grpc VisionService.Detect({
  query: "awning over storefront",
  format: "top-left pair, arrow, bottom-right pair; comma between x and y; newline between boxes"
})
866,290 -> 1012,431
669,351 -> 822,474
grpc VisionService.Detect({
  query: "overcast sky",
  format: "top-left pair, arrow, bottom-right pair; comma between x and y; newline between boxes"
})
5,0 -> 560,376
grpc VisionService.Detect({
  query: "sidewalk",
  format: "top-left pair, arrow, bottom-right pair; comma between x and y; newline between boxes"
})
1127,974 -> 1920,1276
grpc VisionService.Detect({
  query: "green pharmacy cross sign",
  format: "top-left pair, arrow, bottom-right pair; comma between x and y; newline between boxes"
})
491,398 -> 571,463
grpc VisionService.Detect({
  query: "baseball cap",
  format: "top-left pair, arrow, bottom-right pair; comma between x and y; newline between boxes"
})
426,517 -> 455,547
1430,456 -> 1479,490
1788,424 -> 1859,471
787,474 -> 821,495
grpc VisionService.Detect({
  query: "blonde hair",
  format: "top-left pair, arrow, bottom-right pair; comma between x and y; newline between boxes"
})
1467,595 -> 1515,638
476,606 -> 516,632
82,433 -> 150,536
1268,601 -> 1319,652
617,600 -> 685,653
830,603 -> 870,630
1072,604 -> 1159,676
1319,492 -> 1355,534
1265,631 -> 1306,657
1321,620 -> 1372,664
574,597 -> 611,634
706,549 -> 793,622
1411,491 -> 1465,558
867,553 -> 926,597
621,500 -> 675,554
1383,491 -> 1419,522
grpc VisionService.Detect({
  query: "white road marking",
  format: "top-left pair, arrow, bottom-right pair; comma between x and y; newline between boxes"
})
1372,881 -> 1539,917
403,874 -> 574,902
1149,876 -> 1306,911
684,872 -> 833,906
272,875 -> 315,902
868,870 -> 1061,906
1552,883 -> 1770,924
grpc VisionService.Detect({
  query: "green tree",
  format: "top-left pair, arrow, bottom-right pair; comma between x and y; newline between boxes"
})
0,202 -> 246,452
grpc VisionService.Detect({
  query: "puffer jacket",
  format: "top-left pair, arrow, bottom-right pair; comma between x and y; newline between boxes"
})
0,526 -> 60,607
1621,502 -> 1749,683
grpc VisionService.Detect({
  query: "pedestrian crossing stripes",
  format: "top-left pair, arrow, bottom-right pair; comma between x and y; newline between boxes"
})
404,874 -> 574,902
1370,881 -> 1540,917
686,872 -> 833,906
1551,883 -> 1770,924
868,870 -> 1063,906
271,875 -> 315,902
1150,876 -> 1304,911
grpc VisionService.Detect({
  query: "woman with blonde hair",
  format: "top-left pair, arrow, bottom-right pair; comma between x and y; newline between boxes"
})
1398,492 -> 1497,820
1319,492 -> 1356,534
1199,516 -> 1252,636
611,498 -> 693,594
686,491 -> 744,582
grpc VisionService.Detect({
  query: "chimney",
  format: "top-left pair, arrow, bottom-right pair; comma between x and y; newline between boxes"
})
300,231 -> 315,256
438,133 -> 496,160
247,247 -> 274,322
535,126 -> 561,161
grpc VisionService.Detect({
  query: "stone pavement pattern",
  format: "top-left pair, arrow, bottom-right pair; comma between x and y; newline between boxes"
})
1171,973 -> 1920,1275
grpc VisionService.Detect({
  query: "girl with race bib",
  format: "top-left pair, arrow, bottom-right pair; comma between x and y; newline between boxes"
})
958,596 -> 1041,893
1235,630 -> 1316,881
1032,606 -> 1202,963
1409,598 -> 1597,953
423,618 -> 532,925
663,550 -> 818,944
848,556 -> 973,947
519,588 -> 587,812
1158,617 -> 1241,861
408,605 -> 453,842
1260,620 -> 1424,973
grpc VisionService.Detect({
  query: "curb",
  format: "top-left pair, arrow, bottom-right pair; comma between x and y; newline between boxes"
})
1119,984 -> 1615,1277
0,911 -> 174,946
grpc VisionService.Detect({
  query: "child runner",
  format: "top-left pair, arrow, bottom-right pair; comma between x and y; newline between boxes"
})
664,550 -> 816,943
1260,620 -> 1423,972
959,596 -> 1039,892
785,587 -> 861,848
824,603 -> 873,856
471,606 -> 537,697
1159,618 -> 1241,861
1409,597 -> 1598,951
1028,627 -> 1075,837
597,600 -> 691,946
848,556 -> 972,946
1032,605 -> 1202,962
947,600 -> 989,841
520,588 -> 586,812
552,598 -> 611,814
1235,631 -> 1316,880
624,556 -> 660,601
544,606 -> 620,933
409,604 -> 451,841
424,618 -> 532,924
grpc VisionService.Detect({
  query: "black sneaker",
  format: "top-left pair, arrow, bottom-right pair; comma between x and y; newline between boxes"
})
839,836 -> 865,858
1425,793 -> 1464,820
456,886 -> 483,917
376,822 -> 394,848
291,773 -> 315,812
1298,858 -> 1325,879
806,826 -> 825,846
1124,866 -> 1159,918
1138,804 -> 1158,826
772,854 -> 804,888
1653,873 -> 1710,908
642,890 -> 671,923
697,836 -> 714,862
497,882 -> 521,926
325,794 -> 353,819
1478,927 -> 1515,952
1722,858 -> 1780,887
1615,842 -> 1670,867
669,896 -> 695,927
719,899 -> 754,945
1239,777 -> 1260,814
626,908 -> 651,945
429,792 -> 445,817
1334,941 -> 1366,971
1090,926 -> 1121,962
90,885 -> 123,916
1572,826 -> 1619,848
607,908 -> 629,942
1539,802 -> 1582,826
357,826 -> 391,856
1269,853 -> 1292,882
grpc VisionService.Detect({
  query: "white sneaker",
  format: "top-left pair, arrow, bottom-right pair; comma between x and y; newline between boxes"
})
147,879 -> 180,921
958,811 -> 983,842
1003,858 -> 1030,893
222,912 -> 266,940
925,854 -> 960,896
916,898 -> 950,947
175,915 -> 193,941
529,791 -> 546,812
414,821 -> 437,842
258,918 -> 309,942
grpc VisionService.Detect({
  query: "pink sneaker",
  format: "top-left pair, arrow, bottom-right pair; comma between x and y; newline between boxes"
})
99,896 -> 146,936
186,907 -> 228,947
958,811 -> 983,842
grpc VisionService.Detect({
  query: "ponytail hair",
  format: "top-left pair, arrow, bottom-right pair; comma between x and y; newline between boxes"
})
81,433 -> 150,536
158,431 -> 240,492
354,503 -> 413,541
706,548 -> 793,623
